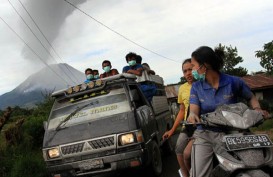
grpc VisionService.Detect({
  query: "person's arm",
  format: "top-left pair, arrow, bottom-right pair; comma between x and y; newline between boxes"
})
237,77 -> 269,118
249,94 -> 269,118
127,68 -> 143,76
187,104 -> 200,124
249,94 -> 260,109
187,84 -> 201,124
162,103 -> 185,140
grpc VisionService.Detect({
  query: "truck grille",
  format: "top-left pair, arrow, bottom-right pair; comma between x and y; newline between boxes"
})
88,136 -> 115,149
61,142 -> 84,155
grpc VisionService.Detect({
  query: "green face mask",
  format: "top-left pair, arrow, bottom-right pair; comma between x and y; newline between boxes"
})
86,74 -> 93,80
191,65 -> 205,81
128,60 -> 136,66
94,75 -> 100,79
103,66 -> 111,73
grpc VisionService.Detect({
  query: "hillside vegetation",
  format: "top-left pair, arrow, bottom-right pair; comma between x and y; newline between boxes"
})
0,97 -> 53,177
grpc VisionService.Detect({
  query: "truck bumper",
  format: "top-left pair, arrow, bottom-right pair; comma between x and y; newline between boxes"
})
47,148 -> 147,177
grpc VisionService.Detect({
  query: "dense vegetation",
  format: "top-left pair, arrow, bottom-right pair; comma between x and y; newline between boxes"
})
255,40 -> 273,75
0,97 -> 54,177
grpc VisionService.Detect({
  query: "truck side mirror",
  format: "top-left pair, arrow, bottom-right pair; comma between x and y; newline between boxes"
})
43,121 -> 48,130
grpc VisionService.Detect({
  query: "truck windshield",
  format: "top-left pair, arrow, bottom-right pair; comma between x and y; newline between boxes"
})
47,84 -> 131,130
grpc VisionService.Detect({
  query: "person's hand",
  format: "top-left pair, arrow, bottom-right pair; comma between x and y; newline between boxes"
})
162,129 -> 174,140
127,69 -> 134,74
187,112 -> 200,125
254,107 -> 270,119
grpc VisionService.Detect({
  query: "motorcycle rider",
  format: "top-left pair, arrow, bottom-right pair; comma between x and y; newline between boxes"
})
163,58 -> 195,177
187,46 -> 268,177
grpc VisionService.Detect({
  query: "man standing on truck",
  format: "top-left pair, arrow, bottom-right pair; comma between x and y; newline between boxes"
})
100,60 -> 119,78
122,52 -> 143,76
162,59 -> 194,177
142,63 -> 156,75
84,68 -> 94,83
93,69 -> 100,80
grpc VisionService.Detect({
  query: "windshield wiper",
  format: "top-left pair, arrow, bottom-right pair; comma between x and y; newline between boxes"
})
44,101 -> 98,146
55,102 -> 93,131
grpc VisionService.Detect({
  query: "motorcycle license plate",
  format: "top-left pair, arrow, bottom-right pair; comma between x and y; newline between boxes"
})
78,159 -> 104,170
225,134 -> 273,151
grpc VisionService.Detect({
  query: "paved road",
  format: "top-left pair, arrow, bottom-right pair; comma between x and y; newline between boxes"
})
95,133 -> 180,177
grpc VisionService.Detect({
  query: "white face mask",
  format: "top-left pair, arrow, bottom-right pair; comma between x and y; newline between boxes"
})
86,74 -> 93,80
103,66 -> 111,73
128,60 -> 136,66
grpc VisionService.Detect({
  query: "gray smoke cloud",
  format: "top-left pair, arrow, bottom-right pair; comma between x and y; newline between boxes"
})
20,0 -> 86,64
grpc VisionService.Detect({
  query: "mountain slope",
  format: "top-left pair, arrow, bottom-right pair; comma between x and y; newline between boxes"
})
0,63 -> 85,109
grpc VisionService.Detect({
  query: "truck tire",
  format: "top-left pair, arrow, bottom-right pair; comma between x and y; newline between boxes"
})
151,141 -> 162,176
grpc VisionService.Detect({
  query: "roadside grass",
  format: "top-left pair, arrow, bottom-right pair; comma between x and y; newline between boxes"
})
10,150 -> 48,177
251,119 -> 273,141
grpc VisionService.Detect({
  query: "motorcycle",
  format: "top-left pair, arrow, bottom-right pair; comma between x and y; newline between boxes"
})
181,103 -> 273,177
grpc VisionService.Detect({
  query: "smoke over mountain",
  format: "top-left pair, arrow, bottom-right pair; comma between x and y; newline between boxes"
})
21,0 -> 86,63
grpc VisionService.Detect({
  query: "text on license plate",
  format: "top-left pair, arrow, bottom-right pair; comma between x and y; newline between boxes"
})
225,134 -> 273,151
78,159 -> 104,170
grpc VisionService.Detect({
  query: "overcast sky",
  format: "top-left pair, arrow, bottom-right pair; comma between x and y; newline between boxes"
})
1,0 -> 273,95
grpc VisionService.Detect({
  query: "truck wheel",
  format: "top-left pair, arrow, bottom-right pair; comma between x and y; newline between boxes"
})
151,141 -> 162,176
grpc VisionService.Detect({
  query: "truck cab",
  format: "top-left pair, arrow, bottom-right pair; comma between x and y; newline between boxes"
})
42,73 -> 173,177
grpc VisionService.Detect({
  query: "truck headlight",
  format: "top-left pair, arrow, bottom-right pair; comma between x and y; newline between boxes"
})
119,131 -> 144,146
119,133 -> 135,146
47,148 -> 60,159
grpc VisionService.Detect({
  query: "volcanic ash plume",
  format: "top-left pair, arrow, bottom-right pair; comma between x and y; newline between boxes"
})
21,0 -> 86,64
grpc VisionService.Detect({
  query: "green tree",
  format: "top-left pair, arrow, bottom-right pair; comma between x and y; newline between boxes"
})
215,43 -> 248,77
179,76 -> 187,84
255,40 -> 273,75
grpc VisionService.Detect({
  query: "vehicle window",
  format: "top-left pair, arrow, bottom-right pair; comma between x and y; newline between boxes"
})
47,85 -> 131,130
128,84 -> 148,108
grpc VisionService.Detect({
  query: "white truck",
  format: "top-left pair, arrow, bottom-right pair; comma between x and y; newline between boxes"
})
42,72 -> 173,177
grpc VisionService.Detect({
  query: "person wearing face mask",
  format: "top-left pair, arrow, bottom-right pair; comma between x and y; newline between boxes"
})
92,70 -> 100,80
122,52 -> 143,76
142,63 -> 156,75
100,60 -> 119,79
162,59 -> 195,177
84,68 -> 94,83
188,46 -> 268,177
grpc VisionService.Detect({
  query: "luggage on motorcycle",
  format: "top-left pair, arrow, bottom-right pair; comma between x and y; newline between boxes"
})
197,103 -> 273,177
201,103 -> 263,129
